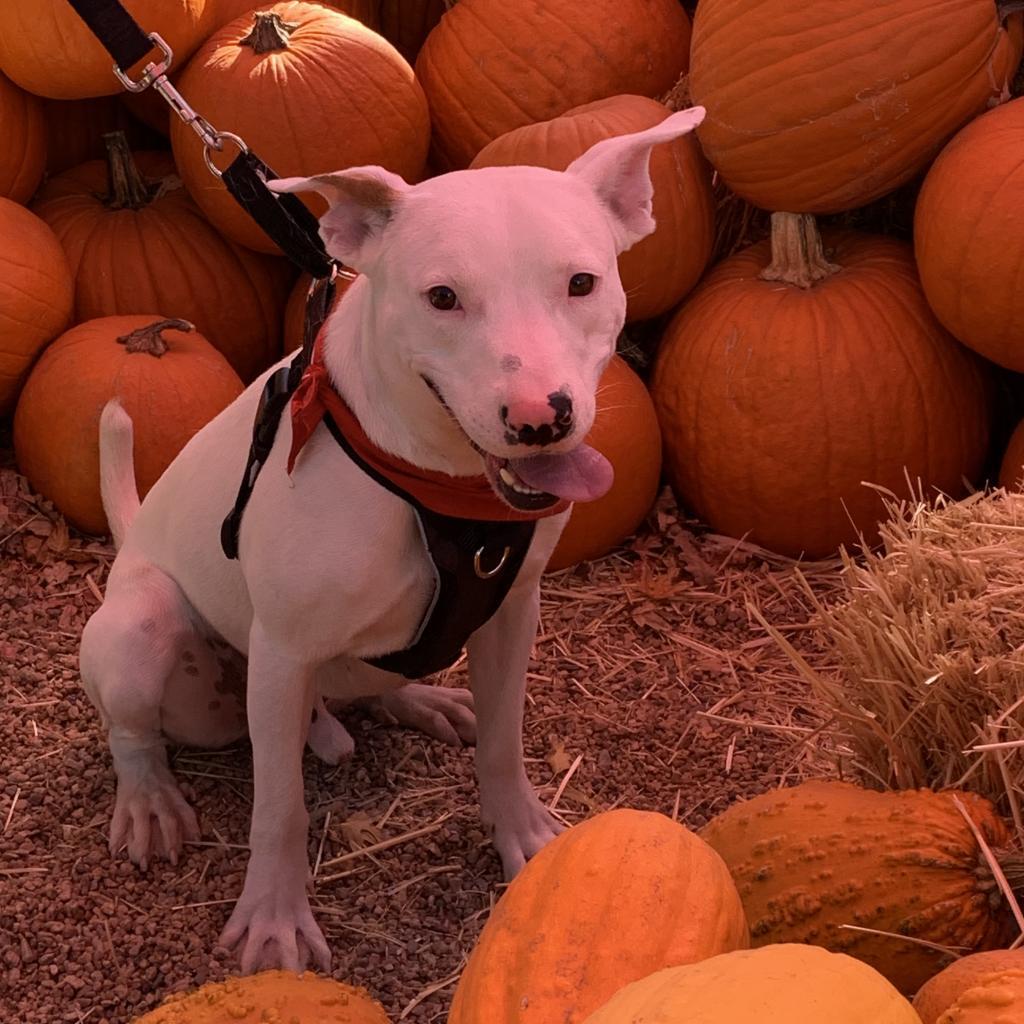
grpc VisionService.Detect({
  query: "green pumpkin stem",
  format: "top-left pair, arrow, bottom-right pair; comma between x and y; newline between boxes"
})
239,11 -> 299,53
102,130 -> 154,211
759,212 -> 841,289
117,319 -> 194,357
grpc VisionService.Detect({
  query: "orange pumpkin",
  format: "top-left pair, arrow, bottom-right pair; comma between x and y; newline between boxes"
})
41,96 -> 159,176
0,199 -> 73,415
689,0 -> 1023,213
547,356 -> 662,572
202,0 -> 381,33
282,271 -> 358,355
0,0 -> 209,100
170,3 -> 430,253
448,809 -> 749,1024
471,96 -> 714,323
31,133 -> 292,383
651,213 -> 992,559
914,951 -> 1024,1024
415,0 -> 692,170
14,316 -> 243,536
0,71 -> 44,203
916,97 -> 1024,372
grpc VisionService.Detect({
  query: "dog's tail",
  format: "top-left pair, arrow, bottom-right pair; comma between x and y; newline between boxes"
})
99,399 -> 141,550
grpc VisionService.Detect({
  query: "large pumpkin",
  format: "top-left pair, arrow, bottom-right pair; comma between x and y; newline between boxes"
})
14,316 -> 243,536
700,781 -> 1022,995
448,809 -> 749,1024
547,356 -> 662,572
915,97 -> 1024,372
915,951 -> 1024,1024
31,132 -> 292,383
471,96 -> 715,323
689,0 -> 1023,213
131,970 -> 390,1022
936,970 -> 1024,1024
0,0 -> 209,100
0,199 -> 73,415
651,213 -> 992,559
415,0 -> 692,170
583,945 -> 921,1024
171,3 -> 430,253
0,71 -> 44,203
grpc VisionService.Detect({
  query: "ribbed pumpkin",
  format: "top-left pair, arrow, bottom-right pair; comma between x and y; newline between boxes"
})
131,970 -> 390,1022
0,199 -> 73,416
14,316 -> 242,536
42,96 -> 159,176
999,420 -> 1024,489
689,0 -> 1023,213
31,132 -> 291,383
0,0 -> 209,100
915,951 -> 1024,1024
700,781 -> 1023,996
547,356 -> 662,572
171,3 -> 430,253
936,970 -> 1024,1024
415,0 -> 692,170
916,97 -> 1024,372
651,213 -> 991,559
0,71 -> 44,203
583,945 -> 922,1024
471,96 -> 714,323
282,271 -> 359,355
203,0 -> 381,33
448,809 -> 749,1024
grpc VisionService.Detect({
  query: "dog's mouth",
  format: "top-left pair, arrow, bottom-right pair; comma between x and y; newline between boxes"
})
422,377 -> 613,512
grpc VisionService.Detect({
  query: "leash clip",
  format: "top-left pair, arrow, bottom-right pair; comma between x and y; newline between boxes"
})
474,545 -> 511,579
112,31 -> 172,92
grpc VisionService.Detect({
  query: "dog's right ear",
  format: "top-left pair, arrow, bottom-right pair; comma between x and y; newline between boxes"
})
268,166 -> 409,267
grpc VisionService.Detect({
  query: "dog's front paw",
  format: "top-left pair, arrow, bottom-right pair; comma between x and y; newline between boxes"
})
109,767 -> 200,871
368,682 -> 476,746
219,888 -> 331,974
482,784 -> 564,881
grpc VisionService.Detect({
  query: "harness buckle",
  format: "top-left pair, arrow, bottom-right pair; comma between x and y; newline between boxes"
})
474,545 -> 512,579
112,31 -> 172,92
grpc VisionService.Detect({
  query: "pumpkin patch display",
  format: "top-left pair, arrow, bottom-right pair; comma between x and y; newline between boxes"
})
689,0 -> 1023,213
547,356 -> 662,572
915,97 -> 1024,373
13,316 -> 243,537
448,809 -> 748,1024
583,944 -> 922,1024
0,70 -> 45,203
415,0 -> 692,169
471,96 -> 715,323
0,198 -> 74,416
31,132 -> 291,383
700,781 -> 1022,996
651,212 -> 991,559
914,951 -> 1024,1024
0,0 -> 210,100
170,3 -> 430,253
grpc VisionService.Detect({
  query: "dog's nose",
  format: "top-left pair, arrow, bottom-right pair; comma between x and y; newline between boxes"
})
501,390 -> 573,447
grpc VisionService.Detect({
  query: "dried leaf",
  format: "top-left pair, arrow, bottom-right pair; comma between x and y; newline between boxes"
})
337,811 -> 382,851
546,739 -> 574,775
45,518 -> 70,553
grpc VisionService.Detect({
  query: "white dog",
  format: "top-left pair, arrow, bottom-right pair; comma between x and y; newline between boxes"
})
77,106 -> 706,972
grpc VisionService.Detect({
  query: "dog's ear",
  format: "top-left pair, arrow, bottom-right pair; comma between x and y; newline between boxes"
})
268,166 -> 409,266
566,106 -> 706,252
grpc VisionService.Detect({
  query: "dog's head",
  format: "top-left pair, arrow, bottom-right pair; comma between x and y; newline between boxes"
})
270,106 -> 705,511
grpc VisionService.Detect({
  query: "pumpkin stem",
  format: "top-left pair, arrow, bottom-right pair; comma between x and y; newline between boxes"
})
239,11 -> 299,53
116,318 -> 194,357
759,212 -> 841,289
659,73 -> 691,113
994,849 -> 1024,903
102,131 -> 154,211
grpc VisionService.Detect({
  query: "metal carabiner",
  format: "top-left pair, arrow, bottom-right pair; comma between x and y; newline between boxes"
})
473,545 -> 511,580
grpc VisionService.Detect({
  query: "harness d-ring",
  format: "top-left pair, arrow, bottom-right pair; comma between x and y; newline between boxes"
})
474,545 -> 511,579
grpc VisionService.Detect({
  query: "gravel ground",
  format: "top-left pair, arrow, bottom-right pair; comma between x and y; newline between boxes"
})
0,432 -> 832,1023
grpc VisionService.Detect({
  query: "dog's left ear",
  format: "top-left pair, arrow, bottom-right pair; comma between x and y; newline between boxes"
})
268,166 -> 410,267
566,106 -> 706,253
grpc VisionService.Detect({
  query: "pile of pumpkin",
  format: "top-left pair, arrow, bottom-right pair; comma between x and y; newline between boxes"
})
133,779 -> 1024,1022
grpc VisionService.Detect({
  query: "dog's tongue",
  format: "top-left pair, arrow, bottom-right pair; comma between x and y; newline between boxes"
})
510,445 -> 614,502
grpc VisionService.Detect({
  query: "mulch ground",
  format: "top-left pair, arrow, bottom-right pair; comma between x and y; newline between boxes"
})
0,430 -> 841,1024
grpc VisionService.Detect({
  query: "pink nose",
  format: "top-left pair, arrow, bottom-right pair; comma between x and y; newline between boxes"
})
501,389 -> 573,447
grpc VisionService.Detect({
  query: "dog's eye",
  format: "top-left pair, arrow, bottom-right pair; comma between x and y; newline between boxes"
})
568,273 -> 595,297
428,285 -> 460,311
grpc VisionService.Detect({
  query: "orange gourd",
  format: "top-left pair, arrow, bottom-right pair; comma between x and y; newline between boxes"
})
0,199 -> 73,415
651,213 -> 991,559
171,3 -> 430,253
915,97 -> 1024,372
448,809 -> 749,1024
0,71 -> 44,203
14,316 -> 243,536
547,356 -> 662,572
32,133 -> 292,383
471,96 -> 714,323
415,0 -> 692,170
0,0 -> 209,100
700,781 -> 1023,996
915,951 -> 1024,1024
689,0 -> 1023,213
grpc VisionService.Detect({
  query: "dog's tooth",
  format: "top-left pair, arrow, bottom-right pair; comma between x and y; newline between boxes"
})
499,467 -> 517,486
